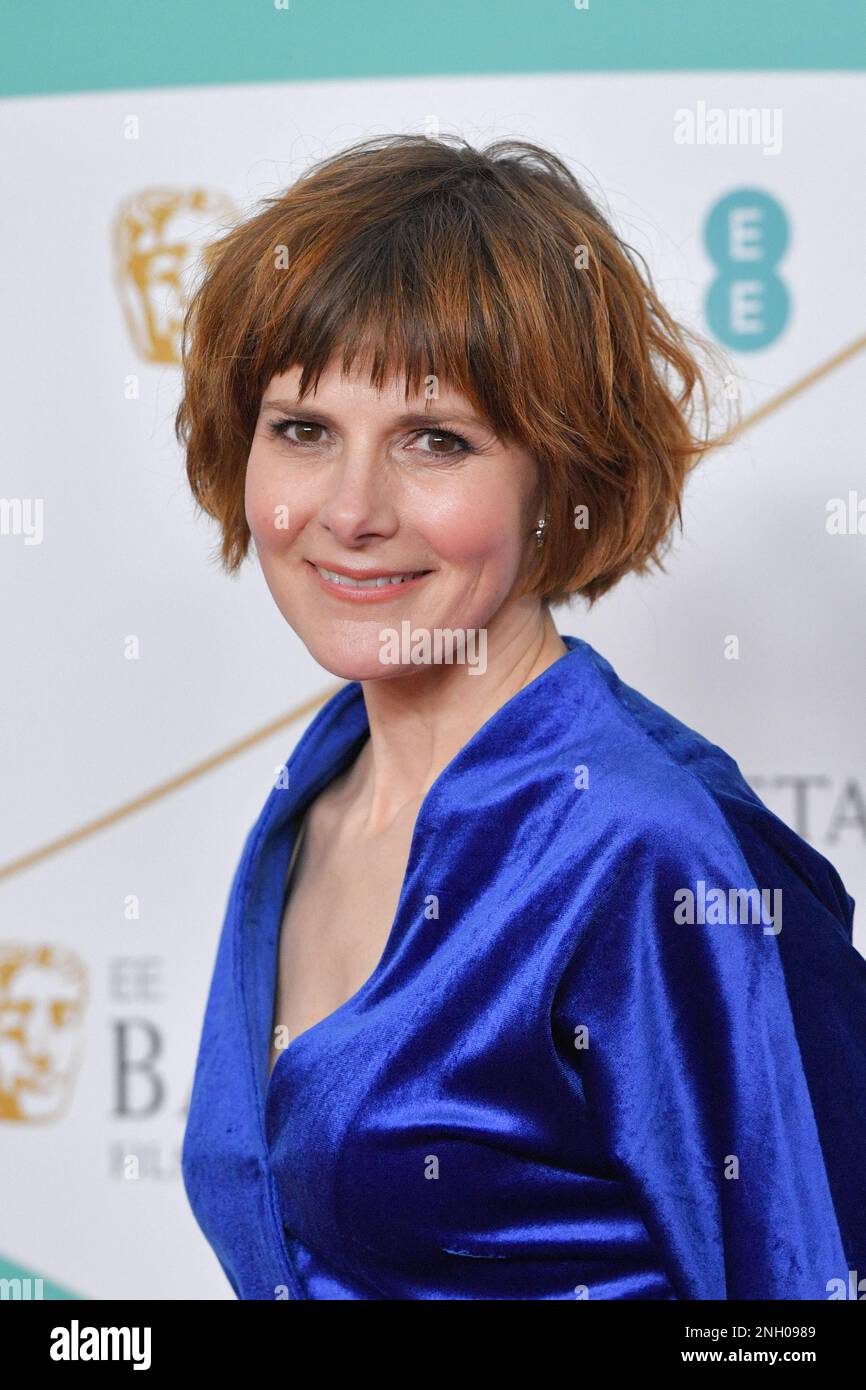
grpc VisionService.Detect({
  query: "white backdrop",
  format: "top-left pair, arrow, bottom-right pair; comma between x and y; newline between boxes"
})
1,71 -> 863,1299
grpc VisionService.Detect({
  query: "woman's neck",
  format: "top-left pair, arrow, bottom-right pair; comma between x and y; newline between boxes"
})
344,605 -> 568,834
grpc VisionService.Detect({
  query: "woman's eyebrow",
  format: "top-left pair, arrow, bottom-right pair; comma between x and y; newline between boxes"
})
259,398 -> 490,431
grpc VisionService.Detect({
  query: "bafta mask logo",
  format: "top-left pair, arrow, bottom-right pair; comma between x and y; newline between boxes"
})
112,188 -> 236,364
0,945 -> 87,1122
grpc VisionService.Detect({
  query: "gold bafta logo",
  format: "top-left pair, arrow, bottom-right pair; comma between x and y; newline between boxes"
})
112,188 -> 236,364
0,945 -> 87,1122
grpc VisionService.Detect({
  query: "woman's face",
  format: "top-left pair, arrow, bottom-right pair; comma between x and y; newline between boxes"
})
244,355 -> 543,680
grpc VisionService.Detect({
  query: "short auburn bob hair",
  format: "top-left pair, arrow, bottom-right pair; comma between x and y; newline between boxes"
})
176,133 -> 727,607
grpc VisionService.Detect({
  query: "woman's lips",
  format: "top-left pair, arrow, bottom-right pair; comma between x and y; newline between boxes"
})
305,559 -> 433,602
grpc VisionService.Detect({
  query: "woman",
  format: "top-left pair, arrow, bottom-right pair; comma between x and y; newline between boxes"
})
177,133 -> 866,1300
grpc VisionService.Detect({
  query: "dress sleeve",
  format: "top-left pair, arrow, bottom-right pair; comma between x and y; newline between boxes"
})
217,1254 -> 241,1299
551,807 -> 855,1300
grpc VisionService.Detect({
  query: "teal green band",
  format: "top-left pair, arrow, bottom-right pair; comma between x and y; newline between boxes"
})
0,1253 -> 83,1301
2,0 -> 865,100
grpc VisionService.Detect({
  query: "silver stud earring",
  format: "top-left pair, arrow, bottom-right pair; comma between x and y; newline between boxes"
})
534,516 -> 548,546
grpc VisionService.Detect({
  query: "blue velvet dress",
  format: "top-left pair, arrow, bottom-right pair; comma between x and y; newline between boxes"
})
181,635 -> 866,1300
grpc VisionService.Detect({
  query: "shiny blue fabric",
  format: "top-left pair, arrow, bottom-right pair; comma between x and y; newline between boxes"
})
181,635 -> 866,1300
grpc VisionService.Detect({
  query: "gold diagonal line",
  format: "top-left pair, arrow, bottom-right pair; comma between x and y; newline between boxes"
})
0,683 -> 346,883
715,331 -> 866,445
2,329 -> 865,884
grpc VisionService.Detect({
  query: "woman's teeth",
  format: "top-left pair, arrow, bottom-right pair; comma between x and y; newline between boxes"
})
315,566 -> 427,588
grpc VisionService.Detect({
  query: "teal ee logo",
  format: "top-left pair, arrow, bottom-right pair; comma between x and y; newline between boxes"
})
704,190 -> 790,351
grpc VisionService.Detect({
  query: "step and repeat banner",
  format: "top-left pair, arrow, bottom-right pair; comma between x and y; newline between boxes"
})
1,2 -> 864,1299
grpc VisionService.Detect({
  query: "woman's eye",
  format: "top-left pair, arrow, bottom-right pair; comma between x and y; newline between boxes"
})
268,418 -> 328,446
412,429 -> 472,458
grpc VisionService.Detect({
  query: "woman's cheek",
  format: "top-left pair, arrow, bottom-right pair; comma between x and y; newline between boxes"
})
425,499 -> 524,566
245,466 -> 295,554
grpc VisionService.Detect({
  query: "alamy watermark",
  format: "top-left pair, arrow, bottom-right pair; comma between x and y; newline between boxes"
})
674,879 -> 782,935
674,102 -> 783,156
378,621 -> 487,675
0,497 -> 43,545
49,1320 -> 151,1369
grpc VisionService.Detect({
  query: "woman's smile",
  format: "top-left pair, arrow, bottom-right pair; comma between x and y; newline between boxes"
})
305,558 -> 434,602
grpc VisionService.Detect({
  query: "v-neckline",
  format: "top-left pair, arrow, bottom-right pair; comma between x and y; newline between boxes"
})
241,637 -> 586,1144
262,756 -> 431,1123
265,812 -> 310,1080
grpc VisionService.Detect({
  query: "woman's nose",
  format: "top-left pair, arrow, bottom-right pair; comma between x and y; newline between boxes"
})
317,453 -> 398,544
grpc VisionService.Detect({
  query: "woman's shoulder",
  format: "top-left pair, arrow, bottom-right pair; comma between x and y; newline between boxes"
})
553,639 -> 856,941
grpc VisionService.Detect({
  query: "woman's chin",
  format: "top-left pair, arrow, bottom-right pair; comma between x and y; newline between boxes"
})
307,636 -> 479,686
298,630 -> 425,684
